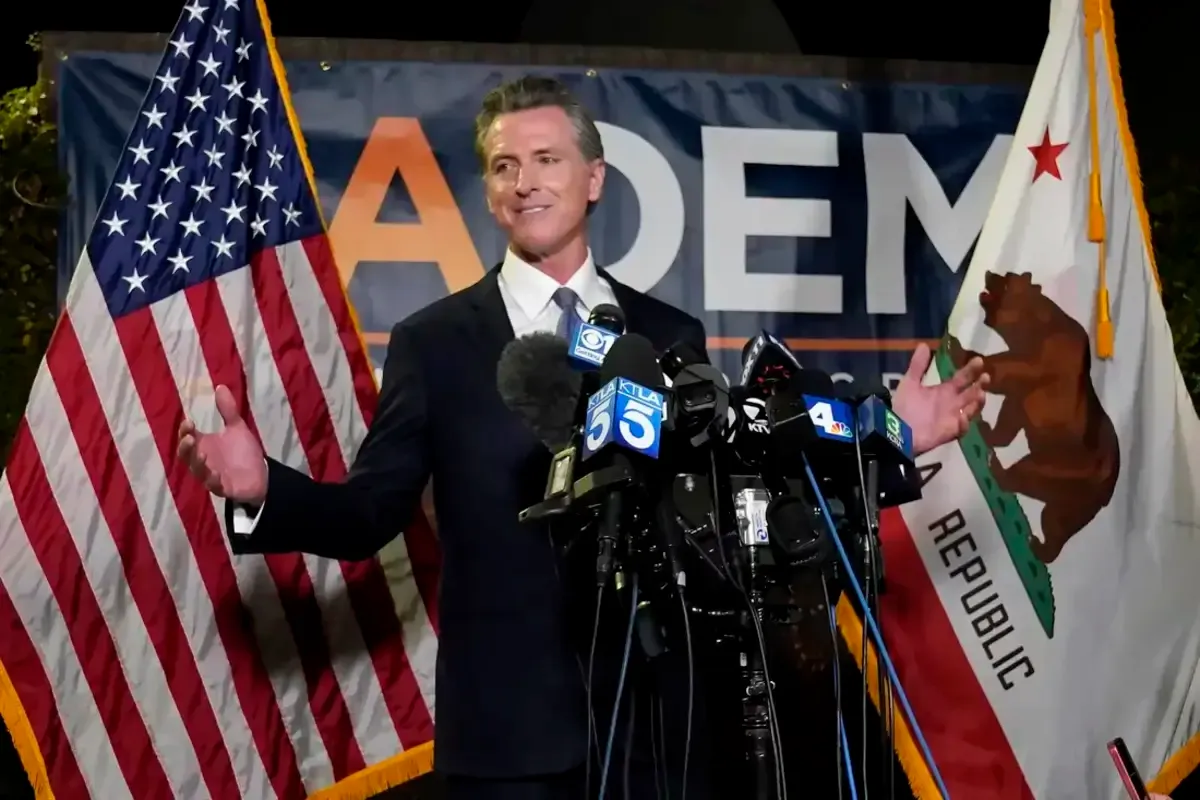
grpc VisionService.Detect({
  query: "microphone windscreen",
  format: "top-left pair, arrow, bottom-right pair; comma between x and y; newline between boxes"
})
660,340 -> 707,379
599,333 -> 665,388
588,303 -> 626,335
496,332 -> 582,452
788,368 -> 837,398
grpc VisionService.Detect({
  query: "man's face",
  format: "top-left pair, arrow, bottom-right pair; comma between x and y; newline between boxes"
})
482,106 -> 605,259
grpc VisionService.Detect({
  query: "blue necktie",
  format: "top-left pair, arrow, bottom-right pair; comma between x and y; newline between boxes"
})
553,287 -> 582,341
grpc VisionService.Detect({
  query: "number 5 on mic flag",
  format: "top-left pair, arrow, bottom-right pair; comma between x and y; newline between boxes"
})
583,378 -> 665,460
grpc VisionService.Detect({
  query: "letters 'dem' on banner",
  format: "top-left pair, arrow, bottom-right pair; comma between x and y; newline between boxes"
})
57,55 -> 1026,385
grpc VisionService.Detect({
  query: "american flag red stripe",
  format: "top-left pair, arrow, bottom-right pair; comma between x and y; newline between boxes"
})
0,0 -> 440,796
111,292 -> 307,798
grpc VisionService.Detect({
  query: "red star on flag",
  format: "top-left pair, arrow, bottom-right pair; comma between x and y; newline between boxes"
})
1028,128 -> 1068,182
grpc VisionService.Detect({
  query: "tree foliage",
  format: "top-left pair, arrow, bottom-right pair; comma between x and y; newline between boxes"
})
0,81 -> 63,463
1146,155 -> 1200,398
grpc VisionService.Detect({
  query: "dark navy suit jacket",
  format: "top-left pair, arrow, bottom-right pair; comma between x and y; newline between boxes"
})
226,264 -> 709,779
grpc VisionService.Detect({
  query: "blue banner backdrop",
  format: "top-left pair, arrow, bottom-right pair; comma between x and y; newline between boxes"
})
57,55 -> 1027,385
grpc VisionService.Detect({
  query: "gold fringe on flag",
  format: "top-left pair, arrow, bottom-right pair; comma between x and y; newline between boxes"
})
306,742 -> 435,800
1095,0 -> 1160,294
1083,0 -> 1114,359
1094,1 -> 1186,790
0,659 -> 54,799
834,595 -> 943,800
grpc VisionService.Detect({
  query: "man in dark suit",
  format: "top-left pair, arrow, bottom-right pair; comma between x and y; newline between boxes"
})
177,75 -> 989,799
177,76 -> 710,800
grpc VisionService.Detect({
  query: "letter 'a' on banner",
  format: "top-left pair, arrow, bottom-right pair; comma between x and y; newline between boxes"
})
838,0 -> 1200,796
0,0 -> 440,798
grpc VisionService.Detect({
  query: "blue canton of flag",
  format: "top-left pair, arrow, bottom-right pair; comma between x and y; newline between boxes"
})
90,0 -> 322,318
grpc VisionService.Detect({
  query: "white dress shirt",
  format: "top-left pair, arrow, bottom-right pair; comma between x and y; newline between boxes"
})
232,249 -> 616,536
497,248 -> 617,338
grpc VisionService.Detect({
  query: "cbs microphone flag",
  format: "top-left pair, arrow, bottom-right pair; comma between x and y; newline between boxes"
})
0,1 -> 439,798
837,0 -> 1200,796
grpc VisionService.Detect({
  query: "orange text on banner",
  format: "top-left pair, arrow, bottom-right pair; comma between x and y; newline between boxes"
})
328,117 -> 486,295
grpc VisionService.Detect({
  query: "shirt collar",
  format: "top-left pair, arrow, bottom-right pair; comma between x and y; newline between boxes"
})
499,248 -> 607,320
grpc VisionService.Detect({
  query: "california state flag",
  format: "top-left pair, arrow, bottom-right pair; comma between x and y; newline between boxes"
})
837,0 -> 1200,796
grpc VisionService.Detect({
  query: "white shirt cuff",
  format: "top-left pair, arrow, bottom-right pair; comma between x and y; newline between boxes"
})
231,501 -> 265,536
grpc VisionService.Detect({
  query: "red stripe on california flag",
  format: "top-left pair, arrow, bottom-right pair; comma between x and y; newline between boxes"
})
112,303 -> 306,799
0,569 -> 88,798
298,234 -> 442,635
879,508 -> 1033,799
5,418 -> 172,797
252,243 -> 434,748
46,314 -> 239,798
183,275 -> 365,778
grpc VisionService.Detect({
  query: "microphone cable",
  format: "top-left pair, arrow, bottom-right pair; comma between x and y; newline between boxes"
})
852,429 -> 896,800
677,589 -> 694,800
585,584 -> 604,800
623,690 -> 637,800
822,572 -> 857,800
599,575 -> 639,800
655,695 -> 670,800
801,456 -> 952,800
852,433 -> 873,800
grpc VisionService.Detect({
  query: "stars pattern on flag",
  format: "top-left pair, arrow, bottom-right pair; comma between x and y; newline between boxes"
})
89,0 -> 322,318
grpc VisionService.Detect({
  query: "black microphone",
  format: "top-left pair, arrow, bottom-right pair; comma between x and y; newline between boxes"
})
767,368 -> 853,462
660,340 -> 707,381
838,384 -> 921,509
496,332 -> 584,519
497,331 -> 582,451
834,380 -> 893,409
740,330 -> 802,394
666,349 -> 729,448
589,303 -> 625,334
579,334 -> 667,586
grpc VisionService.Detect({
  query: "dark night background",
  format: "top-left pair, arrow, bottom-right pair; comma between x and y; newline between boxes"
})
0,0 -> 1195,797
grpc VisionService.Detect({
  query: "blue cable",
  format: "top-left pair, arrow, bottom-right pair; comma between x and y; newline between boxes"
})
803,458 -> 953,800
825,580 -> 860,800
840,710 -> 860,800
599,576 -> 639,800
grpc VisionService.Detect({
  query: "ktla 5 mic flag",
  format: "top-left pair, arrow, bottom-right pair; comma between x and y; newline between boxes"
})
837,0 -> 1200,796
0,0 -> 438,798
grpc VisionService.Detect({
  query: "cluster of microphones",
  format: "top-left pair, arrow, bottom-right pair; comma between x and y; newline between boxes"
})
496,303 -> 922,593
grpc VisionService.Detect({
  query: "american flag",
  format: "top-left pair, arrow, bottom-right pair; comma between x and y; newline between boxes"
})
0,1 -> 440,798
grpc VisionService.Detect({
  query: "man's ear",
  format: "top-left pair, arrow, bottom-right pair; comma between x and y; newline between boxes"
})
588,159 -> 606,203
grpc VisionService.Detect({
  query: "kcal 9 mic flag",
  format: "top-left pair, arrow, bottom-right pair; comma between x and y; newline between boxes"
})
837,1 -> 1200,797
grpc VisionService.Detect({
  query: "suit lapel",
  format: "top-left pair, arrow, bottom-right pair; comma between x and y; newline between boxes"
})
600,268 -> 652,339
465,265 -> 515,369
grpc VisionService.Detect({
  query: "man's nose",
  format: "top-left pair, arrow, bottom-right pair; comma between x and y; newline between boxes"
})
514,165 -> 538,196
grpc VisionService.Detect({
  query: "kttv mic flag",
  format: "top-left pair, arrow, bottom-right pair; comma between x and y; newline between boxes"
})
851,0 -> 1200,796
0,0 -> 438,798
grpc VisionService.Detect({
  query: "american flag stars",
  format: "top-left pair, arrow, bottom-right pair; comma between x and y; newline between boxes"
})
88,0 -> 321,319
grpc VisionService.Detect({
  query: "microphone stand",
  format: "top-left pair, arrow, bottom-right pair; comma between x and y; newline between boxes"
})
740,543 -> 776,800
859,456 -> 896,799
